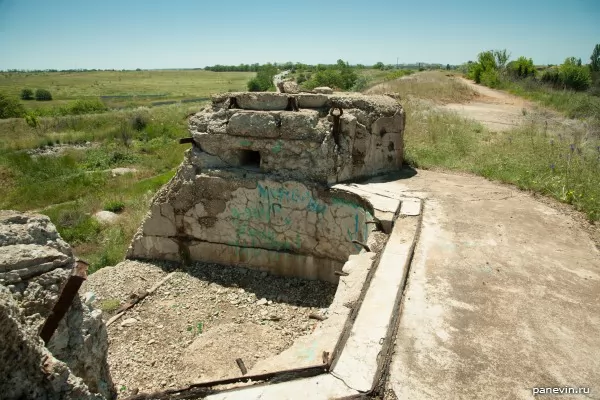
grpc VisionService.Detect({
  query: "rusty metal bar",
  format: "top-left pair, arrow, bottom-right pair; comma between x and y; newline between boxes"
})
124,364 -> 329,400
39,259 -> 88,344
329,107 -> 343,147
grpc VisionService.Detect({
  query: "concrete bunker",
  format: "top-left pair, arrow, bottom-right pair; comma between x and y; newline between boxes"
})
127,91 -> 405,283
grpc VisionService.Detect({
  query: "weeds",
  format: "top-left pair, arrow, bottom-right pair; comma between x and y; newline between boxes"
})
403,98 -> 600,221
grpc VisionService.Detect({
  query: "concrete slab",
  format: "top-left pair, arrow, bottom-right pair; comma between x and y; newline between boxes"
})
383,169 -> 600,400
332,211 -> 421,392
204,373 -> 357,400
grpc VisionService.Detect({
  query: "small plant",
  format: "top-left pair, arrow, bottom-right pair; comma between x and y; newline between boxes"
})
103,200 -> 125,213
20,88 -> 34,100
35,88 -> 53,101
99,298 -> 121,313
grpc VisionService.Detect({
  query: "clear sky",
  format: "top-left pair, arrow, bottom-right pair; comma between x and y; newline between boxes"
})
0,0 -> 598,70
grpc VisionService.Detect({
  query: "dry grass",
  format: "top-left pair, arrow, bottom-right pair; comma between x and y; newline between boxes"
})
365,71 -> 478,104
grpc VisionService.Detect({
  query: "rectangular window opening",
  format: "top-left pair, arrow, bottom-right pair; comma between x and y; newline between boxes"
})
239,150 -> 261,169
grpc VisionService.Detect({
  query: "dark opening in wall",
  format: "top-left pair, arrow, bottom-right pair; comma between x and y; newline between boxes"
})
239,150 -> 261,168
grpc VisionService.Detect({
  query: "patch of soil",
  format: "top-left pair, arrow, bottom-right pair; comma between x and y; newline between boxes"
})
83,260 -> 337,397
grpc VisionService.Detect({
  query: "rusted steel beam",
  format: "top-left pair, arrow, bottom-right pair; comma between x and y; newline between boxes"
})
235,358 -> 248,375
39,259 -> 88,344
124,364 -> 329,400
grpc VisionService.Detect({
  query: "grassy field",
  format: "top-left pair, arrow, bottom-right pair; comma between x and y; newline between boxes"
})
377,72 -> 600,222
0,70 -> 255,109
0,102 -> 196,271
0,69 -> 258,271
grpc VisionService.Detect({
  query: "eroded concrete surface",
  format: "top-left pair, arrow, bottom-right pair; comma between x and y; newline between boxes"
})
381,169 -> 600,400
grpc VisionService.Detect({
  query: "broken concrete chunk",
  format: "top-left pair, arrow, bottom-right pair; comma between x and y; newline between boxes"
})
314,87 -> 334,94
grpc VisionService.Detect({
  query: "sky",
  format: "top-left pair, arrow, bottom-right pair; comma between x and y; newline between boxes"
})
0,0 -> 599,70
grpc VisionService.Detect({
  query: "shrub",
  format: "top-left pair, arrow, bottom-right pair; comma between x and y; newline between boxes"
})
247,64 -> 277,91
103,200 -> 125,213
20,88 -> 34,100
480,69 -> 500,88
24,113 -> 39,128
0,92 -> 26,119
64,98 -> 107,115
35,89 -> 53,101
541,67 -> 561,86
507,56 -> 536,78
131,113 -> 148,131
559,58 -> 592,91
467,51 -> 497,84
55,209 -> 101,245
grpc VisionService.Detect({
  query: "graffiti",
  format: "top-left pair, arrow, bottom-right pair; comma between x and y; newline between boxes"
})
257,183 -> 327,215
271,140 -> 283,154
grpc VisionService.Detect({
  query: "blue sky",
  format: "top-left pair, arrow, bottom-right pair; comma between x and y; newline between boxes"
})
0,0 -> 598,70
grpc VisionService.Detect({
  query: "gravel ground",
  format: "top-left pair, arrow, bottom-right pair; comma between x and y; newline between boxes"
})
83,260 -> 337,397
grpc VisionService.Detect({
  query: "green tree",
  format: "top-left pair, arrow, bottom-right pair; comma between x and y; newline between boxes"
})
559,57 -> 592,91
0,92 -> 26,119
507,56 -> 535,78
35,88 -> 53,101
493,49 -> 511,70
373,62 -> 385,70
590,44 -> 600,72
467,51 -> 497,83
20,88 -> 34,100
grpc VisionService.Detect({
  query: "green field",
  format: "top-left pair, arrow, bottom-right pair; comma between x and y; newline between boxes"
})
0,70 -> 257,271
0,69 -> 255,109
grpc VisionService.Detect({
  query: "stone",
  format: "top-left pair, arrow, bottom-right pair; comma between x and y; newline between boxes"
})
94,210 -> 120,225
0,211 -> 115,399
257,298 -> 268,306
111,167 -> 137,177
121,318 -> 138,327
314,86 -> 334,94
281,81 -> 299,94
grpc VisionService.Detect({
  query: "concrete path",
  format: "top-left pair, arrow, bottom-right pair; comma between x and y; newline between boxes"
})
378,169 -> 600,400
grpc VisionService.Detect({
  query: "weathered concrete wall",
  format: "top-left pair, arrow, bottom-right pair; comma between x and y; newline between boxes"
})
128,167 -> 375,282
190,92 -> 404,184
0,211 -> 115,399
128,91 -> 403,281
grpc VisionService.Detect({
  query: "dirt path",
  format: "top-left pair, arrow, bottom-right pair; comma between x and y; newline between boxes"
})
441,77 -> 531,131
365,170 -> 600,400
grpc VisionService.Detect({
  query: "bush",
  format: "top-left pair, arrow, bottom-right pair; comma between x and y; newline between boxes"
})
247,64 -> 277,92
35,89 -> 53,101
103,200 -> 125,213
0,92 -> 26,119
480,69 -> 500,88
63,98 -> 107,115
507,56 -> 536,78
24,113 -> 39,128
559,58 -> 592,91
131,113 -> 148,131
541,67 -> 561,86
303,60 -> 358,91
20,88 -> 34,100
